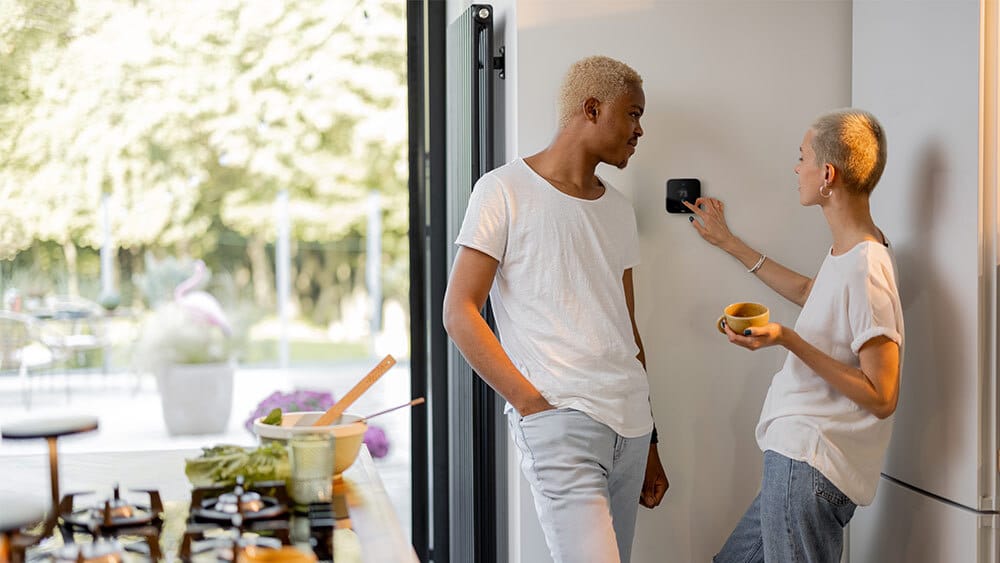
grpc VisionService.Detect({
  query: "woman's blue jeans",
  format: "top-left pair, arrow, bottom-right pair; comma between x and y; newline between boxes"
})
714,450 -> 858,563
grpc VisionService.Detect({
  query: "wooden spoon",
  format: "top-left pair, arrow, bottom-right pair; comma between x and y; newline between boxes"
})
310,355 -> 396,426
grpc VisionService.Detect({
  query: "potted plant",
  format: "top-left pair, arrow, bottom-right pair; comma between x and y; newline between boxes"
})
135,260 -> 238,436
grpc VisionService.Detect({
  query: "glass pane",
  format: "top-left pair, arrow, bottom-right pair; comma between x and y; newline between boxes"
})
0,0 -> 411,548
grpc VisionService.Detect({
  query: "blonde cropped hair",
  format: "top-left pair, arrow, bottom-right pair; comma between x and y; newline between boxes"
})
810,109 -> 888,195
557,56 -> 642,128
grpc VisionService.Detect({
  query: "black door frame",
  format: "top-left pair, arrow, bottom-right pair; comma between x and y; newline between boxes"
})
407,1 -> 447,561
409,4 -> 507,562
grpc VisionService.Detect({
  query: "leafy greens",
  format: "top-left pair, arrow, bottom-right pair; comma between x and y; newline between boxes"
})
184,442 -> 290,487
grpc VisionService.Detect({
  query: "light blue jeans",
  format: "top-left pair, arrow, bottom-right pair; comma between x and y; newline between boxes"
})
714,450 -> 857,563
508,408 -> 650,563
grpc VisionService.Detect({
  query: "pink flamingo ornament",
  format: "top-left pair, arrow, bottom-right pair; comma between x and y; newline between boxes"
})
173,260 -> 232,335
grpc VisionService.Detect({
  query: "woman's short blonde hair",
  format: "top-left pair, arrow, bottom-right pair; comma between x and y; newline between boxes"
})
558,56 -> 642,128
810,109 -> 888,195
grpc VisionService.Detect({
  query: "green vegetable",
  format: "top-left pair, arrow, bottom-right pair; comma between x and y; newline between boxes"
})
184,442 -> 290,487
262,407 -> 282,426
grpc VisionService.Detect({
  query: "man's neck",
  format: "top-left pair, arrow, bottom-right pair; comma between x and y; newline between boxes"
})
524,137 -> 604,199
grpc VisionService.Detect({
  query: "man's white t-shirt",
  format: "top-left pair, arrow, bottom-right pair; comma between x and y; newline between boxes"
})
756,240 -> 904,505
455,158 -> 653,438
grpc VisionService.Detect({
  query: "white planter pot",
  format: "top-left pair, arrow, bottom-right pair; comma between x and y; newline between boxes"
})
156,361 -> 234,436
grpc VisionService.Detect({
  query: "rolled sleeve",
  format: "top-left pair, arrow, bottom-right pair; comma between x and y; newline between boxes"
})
850,326 -> 902,355
848,258 -> 903,355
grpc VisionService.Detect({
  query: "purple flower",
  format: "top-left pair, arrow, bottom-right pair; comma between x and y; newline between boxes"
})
364,425 -> 390,458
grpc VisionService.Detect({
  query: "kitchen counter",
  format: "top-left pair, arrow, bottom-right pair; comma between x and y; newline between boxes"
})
0,445 -> 417,562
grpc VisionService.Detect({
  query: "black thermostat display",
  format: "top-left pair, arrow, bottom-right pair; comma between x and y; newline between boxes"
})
666,178 -> 701,214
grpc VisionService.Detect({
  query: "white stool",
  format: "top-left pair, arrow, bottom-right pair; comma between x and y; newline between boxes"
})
0,492 -> 45,563
1,415 -> 99,509
1,415 -> 99,561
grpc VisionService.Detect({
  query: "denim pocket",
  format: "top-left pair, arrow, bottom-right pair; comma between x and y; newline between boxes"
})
812,468 -> 852,507
519,406 -> 564,424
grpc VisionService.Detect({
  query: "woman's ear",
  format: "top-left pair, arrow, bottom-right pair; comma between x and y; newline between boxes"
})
583,97 -> 600,123
824,163 -> 836,185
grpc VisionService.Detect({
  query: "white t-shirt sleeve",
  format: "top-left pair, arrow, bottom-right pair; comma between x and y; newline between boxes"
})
455,174 -> 508,263
847,253 -> 902,355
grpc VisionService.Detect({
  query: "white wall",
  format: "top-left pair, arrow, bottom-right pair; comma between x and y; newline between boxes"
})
447,1 -> 852,561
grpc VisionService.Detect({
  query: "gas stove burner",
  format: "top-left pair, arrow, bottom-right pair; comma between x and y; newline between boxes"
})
189,498 -> 287,527
56,486 -> 163,560
215,489 -> 265,514
60,484 -> 160,530
190,478 -> 288,524
53,537 -> 125,563
179,526 -> 286,562
182,479 -> 293,561
180,518 -> 292,561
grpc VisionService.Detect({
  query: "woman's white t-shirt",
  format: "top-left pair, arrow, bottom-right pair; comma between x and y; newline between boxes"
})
756,240 -> 904,505
455,158 -> 653,438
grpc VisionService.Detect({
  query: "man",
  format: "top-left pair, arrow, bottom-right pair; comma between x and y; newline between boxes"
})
442,55 -> 668,563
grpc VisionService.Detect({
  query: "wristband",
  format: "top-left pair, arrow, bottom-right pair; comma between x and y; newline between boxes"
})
748,254 -> 766,274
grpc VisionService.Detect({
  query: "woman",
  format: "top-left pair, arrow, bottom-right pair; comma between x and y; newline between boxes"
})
686,109 -> 903,562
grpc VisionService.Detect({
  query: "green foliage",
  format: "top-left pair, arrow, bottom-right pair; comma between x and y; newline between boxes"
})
0,0 -> 409,325
243,338 -> 369,365
184,442 -> 290,488
133,255 -> 204,308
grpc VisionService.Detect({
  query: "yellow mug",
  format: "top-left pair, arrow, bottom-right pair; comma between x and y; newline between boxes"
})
716,302 -> 769,334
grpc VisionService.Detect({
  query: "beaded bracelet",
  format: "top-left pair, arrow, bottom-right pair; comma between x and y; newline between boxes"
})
748,254 -> 767,274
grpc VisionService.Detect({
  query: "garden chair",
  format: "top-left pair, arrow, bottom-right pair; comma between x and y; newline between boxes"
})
0,311 -> 56,408
37,295 -> 110,377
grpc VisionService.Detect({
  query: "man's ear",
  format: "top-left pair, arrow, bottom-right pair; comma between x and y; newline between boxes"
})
583,97 -> 600,123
